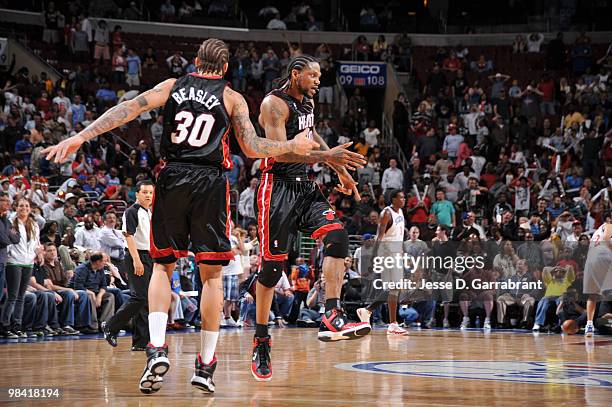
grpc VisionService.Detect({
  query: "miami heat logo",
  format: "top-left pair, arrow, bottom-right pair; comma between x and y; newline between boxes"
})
323,209 -> 335,221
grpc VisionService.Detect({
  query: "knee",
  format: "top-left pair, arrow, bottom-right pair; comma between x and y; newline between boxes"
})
323,228 -> 349,259
258,261 -> 284,288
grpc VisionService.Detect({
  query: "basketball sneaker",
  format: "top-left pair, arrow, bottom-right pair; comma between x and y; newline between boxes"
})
101,321 -> 117,347
584,323 -> 595,337
483,318 -> 491,330
318,308 -> 371,342
387,322 -> 408,335
460,316 -> 470,330
251,335 -> 272,381
139,344 -> 170,394
356,307 -> 372,323
191,353 -> 217,393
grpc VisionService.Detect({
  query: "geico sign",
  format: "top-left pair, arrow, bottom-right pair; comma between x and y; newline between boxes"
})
340,65 -> 381,74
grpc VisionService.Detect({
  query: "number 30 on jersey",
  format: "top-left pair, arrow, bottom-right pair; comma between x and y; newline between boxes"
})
171,111 -> 216,147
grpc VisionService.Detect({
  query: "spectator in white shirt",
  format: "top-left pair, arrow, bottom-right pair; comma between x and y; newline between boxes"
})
52,89 -> 71,111
361,120 -> 380,147
238,177 -> 258,227
266,13 -> 287,30
442,124 -> 464,161
74,213 -> 101,252
527,33 -> 544,53
98,212 -> 125,265
381,158 -> 404,196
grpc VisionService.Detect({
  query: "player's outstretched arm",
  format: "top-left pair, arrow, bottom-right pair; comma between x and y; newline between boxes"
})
229,89 -> 318,158
43,78 -> 177,163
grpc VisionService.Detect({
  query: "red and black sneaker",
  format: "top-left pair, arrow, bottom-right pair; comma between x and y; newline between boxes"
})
251,335 -> 272,381
191,353 -> 217,393
318,308 -> 372,342
139,343 -> 170,394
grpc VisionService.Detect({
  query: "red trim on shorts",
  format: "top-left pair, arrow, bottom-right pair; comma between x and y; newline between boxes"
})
257,173 -> 287,262
149,187 -> 163,257
150,247 -> 189,260
221,128 -> 232,169
311,223 -> 343,240
195,252 -> 234,262
260,157 -> 275,173
225,179 -> 231,238
189,73 -> 223,79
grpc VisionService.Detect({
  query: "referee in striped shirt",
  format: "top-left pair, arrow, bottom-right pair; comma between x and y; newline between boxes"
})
103,180 -> 154,351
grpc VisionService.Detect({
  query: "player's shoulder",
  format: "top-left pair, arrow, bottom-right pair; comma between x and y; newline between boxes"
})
260,93 -> 289,115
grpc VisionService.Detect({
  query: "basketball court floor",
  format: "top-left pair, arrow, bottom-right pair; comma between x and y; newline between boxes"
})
0,328 -> 610,406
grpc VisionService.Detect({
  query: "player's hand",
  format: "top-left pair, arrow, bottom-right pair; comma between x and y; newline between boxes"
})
134,260 -> 145,276
245,293 -> 254,304
41,134 -> 87,163
291,128 -> 320,156
326,142 -> 367,171
72,290 -> 79,301
335,171 -> 361,202
54,293 -> 63,304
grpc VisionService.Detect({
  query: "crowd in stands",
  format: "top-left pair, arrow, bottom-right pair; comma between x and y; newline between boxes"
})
0,0 -> 611,340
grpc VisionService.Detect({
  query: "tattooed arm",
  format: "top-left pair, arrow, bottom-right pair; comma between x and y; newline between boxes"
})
43,79 -> 176,163
228,89 -> 318,158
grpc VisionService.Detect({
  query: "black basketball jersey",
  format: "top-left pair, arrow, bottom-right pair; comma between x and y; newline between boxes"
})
161,73 -> 232,168
260,89 -> 315,178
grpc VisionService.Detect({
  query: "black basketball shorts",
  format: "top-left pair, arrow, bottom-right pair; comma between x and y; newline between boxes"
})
151,162 -> 232,265
255,173 -> 343,262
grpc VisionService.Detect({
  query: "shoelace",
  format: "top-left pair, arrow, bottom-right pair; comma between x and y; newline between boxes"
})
257,340 -> 269,368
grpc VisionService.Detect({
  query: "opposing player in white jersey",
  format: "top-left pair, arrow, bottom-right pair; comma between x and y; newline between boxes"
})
357,190 -> 408,335
583,210 -> 612,337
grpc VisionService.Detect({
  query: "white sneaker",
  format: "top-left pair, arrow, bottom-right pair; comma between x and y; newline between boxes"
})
236,319 -> 244,328
387,322 -> 408,335
219,318 -> 227,327
442,319 -> 450,329
584,323 -> 595,337
357,307 -> 372,323
532,323 -> 540,332
460,317 -> 469,330
224,317 -> 238,328
483,318 -> 491,330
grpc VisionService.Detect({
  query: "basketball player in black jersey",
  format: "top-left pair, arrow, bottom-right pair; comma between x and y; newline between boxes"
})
43,39 -> 319,395
251,55 -> 371,381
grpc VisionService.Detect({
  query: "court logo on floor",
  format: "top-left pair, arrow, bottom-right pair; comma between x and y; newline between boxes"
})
335,360 -> 612,388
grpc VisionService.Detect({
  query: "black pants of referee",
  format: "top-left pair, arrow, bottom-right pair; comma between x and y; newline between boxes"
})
106,250 -> 153,347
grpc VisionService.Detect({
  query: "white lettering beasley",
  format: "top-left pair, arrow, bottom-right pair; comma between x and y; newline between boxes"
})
171,87 -> 221,109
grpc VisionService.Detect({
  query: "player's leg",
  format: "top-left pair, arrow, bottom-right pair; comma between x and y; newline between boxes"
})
139,261 -> 175,394
585,295 -> 598,337
190,263 -> 223,393
252,176 -> 296,381
140,165 -> 189,394
299,186 -> 371,341
189,169 -> 234,393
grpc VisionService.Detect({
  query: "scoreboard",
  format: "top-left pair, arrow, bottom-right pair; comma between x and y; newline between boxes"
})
337,61 -> 386,88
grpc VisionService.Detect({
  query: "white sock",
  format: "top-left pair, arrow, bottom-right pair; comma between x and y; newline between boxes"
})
149,312 -> 168,347
200,330 -> 219,364
587,320 -> 593,326
484,317 -> 490,322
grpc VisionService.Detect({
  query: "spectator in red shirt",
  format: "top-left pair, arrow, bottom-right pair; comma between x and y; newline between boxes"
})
35,91 -> 51,115
537,73 -> 556,116
443,51 -> 462,72
406,190 -> 432,229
